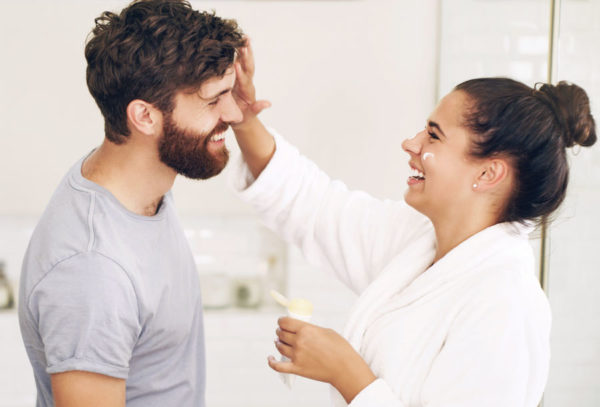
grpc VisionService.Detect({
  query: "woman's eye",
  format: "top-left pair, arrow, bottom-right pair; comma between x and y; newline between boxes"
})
428,131 -> 439,140
208,99 -> 219,106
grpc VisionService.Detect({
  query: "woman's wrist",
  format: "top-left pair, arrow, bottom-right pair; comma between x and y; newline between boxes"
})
232,117 -> 275,178
331,357 -> 377,404
231,115 -> 260,134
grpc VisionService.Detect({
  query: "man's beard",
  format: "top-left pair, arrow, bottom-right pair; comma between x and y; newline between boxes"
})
158,114 -> 230,180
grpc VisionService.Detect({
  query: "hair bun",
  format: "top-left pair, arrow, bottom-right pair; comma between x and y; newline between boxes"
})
536,81 -> 597,148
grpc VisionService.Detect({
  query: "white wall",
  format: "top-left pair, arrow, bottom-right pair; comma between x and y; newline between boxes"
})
0,0 -> 438,217
438,0 -> 551,96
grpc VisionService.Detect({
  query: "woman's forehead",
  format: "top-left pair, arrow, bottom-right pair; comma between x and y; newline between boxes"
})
429,91 -> 469,131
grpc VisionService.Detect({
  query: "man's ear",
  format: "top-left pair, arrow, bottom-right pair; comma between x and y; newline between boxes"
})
126,100 -> 162,137
474,158 -> 510,191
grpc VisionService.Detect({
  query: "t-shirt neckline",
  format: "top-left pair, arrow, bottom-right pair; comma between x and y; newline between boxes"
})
70,151 -> 170,222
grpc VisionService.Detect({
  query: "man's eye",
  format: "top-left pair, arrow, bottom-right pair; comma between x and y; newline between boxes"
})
208,99 -> 219,106
428,131 -> 439,140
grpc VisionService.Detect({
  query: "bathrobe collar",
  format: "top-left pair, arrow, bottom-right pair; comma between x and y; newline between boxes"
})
342,220 -> 534,351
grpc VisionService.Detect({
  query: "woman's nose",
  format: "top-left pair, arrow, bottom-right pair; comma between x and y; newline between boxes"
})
402,131 -> 423,155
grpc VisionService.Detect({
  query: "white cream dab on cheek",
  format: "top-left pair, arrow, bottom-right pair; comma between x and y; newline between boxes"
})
422,152 -> 434,161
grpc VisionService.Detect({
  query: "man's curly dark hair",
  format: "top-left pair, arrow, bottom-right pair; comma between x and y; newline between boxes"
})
85,0 -> 245,144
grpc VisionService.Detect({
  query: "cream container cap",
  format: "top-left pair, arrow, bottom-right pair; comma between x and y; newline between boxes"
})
287,298 -> 313,316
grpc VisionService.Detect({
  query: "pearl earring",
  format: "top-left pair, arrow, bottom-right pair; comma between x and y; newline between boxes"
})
473,183 -> 478,189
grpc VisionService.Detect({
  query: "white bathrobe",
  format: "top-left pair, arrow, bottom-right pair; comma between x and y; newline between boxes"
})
231,130 -> 551,407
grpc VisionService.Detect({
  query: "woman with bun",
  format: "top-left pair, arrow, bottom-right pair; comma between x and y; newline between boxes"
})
230,40 -> 597,407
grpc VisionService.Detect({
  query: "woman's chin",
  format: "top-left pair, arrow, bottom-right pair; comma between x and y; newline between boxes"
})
404,190 -> 418,208
404,192 -> 430,218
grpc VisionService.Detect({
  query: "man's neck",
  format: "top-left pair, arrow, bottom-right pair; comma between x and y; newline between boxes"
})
81,139 -> 177,217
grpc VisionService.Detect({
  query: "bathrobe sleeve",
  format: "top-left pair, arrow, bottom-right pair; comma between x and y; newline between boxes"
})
349,272 -> 551,407
231,129 -> 433,294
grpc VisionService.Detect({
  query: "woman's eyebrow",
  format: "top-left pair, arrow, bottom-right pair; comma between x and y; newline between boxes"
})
428,120 -> 447,138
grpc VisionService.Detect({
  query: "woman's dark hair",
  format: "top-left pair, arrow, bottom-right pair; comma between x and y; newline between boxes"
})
85,0 -> 245,144
455,77 -> 596,224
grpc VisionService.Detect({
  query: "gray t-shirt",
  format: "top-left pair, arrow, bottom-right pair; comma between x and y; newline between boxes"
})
19,156 -> 206,407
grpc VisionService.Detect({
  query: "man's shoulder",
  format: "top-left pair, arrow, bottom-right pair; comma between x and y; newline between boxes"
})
21,160 -> 104,287
31,169 -> 95,252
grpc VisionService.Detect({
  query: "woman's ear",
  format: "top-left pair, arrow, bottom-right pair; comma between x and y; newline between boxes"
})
474,158 -> 510,191
125,100 -> 162,138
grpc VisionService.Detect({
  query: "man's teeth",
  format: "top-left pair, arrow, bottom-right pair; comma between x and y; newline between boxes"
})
410,167 -> 425,179
210,133 -> 225,142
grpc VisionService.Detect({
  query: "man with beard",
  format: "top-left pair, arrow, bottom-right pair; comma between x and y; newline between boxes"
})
18,1 -> 249,406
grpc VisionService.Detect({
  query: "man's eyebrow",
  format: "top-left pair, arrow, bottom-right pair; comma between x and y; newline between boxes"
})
198,87 -> 232,101
427,120 -> 447,138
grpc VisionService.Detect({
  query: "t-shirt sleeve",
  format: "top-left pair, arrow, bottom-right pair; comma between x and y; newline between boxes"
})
27,251 -> 141,379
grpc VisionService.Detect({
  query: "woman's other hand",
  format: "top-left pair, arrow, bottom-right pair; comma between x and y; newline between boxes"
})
268,317 -> 377,403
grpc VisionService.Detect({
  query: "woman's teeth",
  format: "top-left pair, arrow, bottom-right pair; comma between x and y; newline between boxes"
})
410,167 -> 425,180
